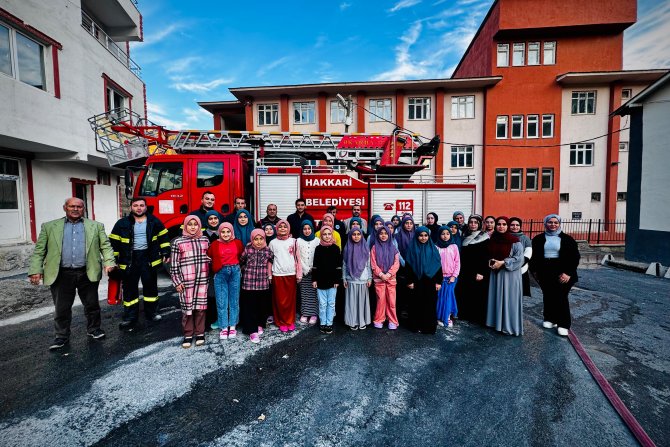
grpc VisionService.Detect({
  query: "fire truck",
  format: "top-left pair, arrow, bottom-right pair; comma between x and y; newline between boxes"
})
89,108 -> 476,238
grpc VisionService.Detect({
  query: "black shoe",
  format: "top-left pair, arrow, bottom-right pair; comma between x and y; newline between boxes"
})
325,326 -> 333,334
119,320 -> 136,330
87,328 -> 106,339
320,325 -> 327,334
147,314 -> 162,323
195,335 -> 206,346
49,338 -> 68,350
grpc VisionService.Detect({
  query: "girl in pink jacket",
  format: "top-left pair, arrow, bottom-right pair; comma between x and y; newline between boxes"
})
436,225 -> 460,328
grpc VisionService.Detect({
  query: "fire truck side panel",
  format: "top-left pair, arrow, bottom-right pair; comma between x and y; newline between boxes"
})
256,174 -> 301,222
424,189 -> 475,225
371,189 -> 425,225
302,173 -> 368,220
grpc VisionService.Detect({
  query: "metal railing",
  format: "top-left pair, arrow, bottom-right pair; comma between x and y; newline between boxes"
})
81,11 -> 142,79
522,219 -> 626,244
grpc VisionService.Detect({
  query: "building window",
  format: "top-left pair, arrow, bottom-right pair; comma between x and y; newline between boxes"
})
619,142 -> 628,152
97,169 -> 111,186
526,168 -> 538,190
591,192 -> 601,202
542,114 -> 554,138
293,101 -> 315,124
571,91 -> 596,115
527,115 -> 539,138
559,193 -> 569,202
330,100 -> 346,124
528,42 -> 540,65
510,168 -> 523,191
570,143 -> 594,166
511,115 -> 524,139
542,168 -> 554,191
543,41 -> 556,65
258,103 -> 279,126
450,146 -> 474,168
408,97 -> 430,120
617,192 -> 627,201
369,98 -> 392,122
106,84 -> 128,112
495,168 -> 508,191
0,158 -> 20,210
512,43 -> 525,66
451,95 -> 474,119
621,89 -> 632,100
497,43 -> 509,67
0,23 -> 47,90
496,116 -> 508,139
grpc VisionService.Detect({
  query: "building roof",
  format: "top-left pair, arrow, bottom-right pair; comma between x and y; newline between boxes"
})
556,69 -> 668,85
198,100 -> 242,113
614,70 -> 670,116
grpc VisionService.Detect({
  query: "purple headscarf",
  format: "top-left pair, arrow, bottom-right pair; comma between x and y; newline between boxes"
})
373,226 -> 398,272
394,215 -> 415,257
343,228 -> 370,279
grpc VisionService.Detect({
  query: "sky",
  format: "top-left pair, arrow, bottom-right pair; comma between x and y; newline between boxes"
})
130,0 -> 670,131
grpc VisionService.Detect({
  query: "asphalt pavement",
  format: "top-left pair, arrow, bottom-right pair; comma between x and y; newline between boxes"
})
0,266 -> 667,447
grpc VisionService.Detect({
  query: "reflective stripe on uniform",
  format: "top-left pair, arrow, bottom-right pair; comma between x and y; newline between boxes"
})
160,242 -> 170,248
143,296 -> 159,302
123,298 -> 139,307
109,234 -> 121,241
151,259 -> 162,267
113,251 -> 119,257
158,229 -> 168,236
119,264 -> 127,270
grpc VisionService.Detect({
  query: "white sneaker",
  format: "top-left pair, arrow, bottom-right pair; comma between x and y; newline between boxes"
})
542,321 -> 557,329
557,327 -> 569,336
437,320 -> 445,327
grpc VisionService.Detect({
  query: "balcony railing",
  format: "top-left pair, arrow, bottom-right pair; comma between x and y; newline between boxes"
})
81,11 -> 142,79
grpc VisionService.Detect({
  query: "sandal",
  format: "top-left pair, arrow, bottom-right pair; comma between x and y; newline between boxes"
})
195,335 -> 205,346
182,337 -> 193,349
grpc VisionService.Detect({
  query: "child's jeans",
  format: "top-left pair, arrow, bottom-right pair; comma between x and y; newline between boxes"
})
317,287 -> 336,325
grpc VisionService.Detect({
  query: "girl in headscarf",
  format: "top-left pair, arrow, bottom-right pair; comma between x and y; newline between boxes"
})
486,217 -> 524,336
349,216 -> 363,232
342,228 -> 372,330
452,211 -> 466,231
207,222 -> 244,340
268,220 -> 302,332
483,215 -> 496,237
395,215 -> 416,259
263,223 -> 276,245
371,226 -> 400,329
204,210 -> 221,244
312,226 -> 342,334
233,209 -> 254,247
426,212 -> 441,243
404,226 -> 443,334
456,214 -> 490,324
297,220 -> 320,325
395,215 -> 415,320
436,225 -> 460,328
368,215 -> 385,247
316,213 -> 342,249
239,228 -> 274,344
170,215 -> 211,348
509,217 -> 533,297
447,220 -> 463,249
530,214 -> 580,337
391,215 -> 401,234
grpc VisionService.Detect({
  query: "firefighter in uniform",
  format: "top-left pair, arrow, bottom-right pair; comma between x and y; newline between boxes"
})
110,198 -> 170,329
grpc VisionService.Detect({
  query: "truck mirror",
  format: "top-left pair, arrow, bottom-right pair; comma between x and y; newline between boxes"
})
124,169 -> 134,200
221,204 -> 230,214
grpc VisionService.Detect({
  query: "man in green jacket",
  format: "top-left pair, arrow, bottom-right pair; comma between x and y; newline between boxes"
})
28,197 -> 116,350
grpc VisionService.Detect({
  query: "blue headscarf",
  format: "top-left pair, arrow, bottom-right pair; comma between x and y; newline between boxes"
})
447,220 -> 463,248
435,225 -> 455,249
404,226 -> 441,279
544,214 -> 562,236
299,219 -> 316,241
349,216 -> 363,230
233,209 -> 254,246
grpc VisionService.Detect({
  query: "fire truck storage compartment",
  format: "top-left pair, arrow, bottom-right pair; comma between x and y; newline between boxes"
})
370,188 -> 474,225
255,173 -> 300,222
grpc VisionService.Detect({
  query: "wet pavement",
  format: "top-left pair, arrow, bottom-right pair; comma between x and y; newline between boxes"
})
0,266 -> 667,446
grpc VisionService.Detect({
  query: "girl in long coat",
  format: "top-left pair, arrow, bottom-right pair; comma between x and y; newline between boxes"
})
297,220 -> 320,324
170,215 -> 211,348
404,226 -> 443,334
455,215 -> 490,325
486,216 -> 525,336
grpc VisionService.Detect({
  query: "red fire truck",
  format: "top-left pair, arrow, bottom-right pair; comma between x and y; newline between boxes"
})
90,108 -> 476,238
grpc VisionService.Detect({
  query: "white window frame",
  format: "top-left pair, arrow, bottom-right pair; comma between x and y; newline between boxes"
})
451,95 -> 474,119
450,146 -> 474,168
293,101 -> 315,124
619,142 -> 628,152
527,114 -> 539,138
258,103 -> 279,126
495,168 -> 508,191
559,193 -> 569,202
571,91 -> 597,115
542,114 -> 554,138
541,168 -> 554,191
621,88 -> 632,100
0,22 -> 47,91
369,98 -> 392,122
496,116 -> 508,139
330,100 -> 346,124
526,168 -> 538,191
527,42 -> 540,65
512,43 -> 525,66
408,97 -> 431,120
570,143 -> 594,166
106,84 -> 128,112
543,41 -> 556,65
497,43 -> 509,67
511,115 -> 524,139
510,168 -> 523,191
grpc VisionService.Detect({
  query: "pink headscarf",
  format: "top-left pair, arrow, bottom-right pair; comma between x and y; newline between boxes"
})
182,215 -> 203,238
321,213 -> 335,227
218,222 -> 235,240
249,228 -> 267,248
276,219 -> 291,241
319,225 -> 335,246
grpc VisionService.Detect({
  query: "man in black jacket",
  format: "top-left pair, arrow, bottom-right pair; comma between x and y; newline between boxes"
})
287,198 -> 314,239
110,198 -> 170,329
189,191 -> 221,226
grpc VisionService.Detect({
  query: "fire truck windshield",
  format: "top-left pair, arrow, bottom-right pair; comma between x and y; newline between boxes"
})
139,162 -> 183,196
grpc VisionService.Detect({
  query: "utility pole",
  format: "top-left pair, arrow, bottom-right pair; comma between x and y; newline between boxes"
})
337,93 -> 353,133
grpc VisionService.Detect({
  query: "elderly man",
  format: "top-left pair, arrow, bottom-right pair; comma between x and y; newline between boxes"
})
28,197 -> 116,350
259,203 -> 281,227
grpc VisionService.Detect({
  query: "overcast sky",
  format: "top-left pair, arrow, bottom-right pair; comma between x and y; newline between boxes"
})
131,0 -> 670,131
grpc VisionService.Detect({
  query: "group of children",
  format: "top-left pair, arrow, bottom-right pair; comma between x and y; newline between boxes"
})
169,210 -> 463,348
